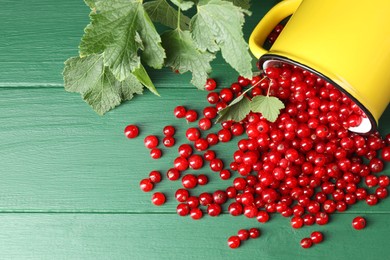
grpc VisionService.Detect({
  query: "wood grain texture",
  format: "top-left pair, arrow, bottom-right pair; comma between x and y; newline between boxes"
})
0,213 -> 389,260
0,0 -> 278,87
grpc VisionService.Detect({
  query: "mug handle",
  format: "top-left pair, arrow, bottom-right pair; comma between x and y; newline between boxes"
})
249,0 -> 302,59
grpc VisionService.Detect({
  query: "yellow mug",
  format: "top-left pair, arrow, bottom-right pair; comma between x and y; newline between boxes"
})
249,0 -> 390,133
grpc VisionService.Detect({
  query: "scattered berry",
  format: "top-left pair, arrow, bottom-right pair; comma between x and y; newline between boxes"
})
301,238 -> 313,249
140,178 -> 154,192
150,148 -> 162,159
237,229 -> 250,241
205,78 -> 217,91
144,135 -> 159,149
310,231 -> 324,244
151,192 -> 166,206
149,171 -> 162,183
124,125 -> 139,138
352,216 -> 366,230
227,236 -> 241,249
249,228 -> 261,239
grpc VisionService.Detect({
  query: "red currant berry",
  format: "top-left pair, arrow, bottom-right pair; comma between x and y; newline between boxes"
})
237,229 -> 250,241
188,154 -> 204,170
144,135 -> 159,149
149,170 -> 162,183
198,118 -> 212,131
228,202 -> 243,216
238,76 -> 251,86
197,174 -> 209,185
175,188 -> 189,202
185,110 -> 198,123
315,212 -> 329,225
186,127 -> 201,142
124,124 -> 139,138
163,125 -> 175,136
163,136 -> 175,147
213,190 -> 228,204
231,123 -> 245,136
291,216 -> 304,229
265,67 -> 281,79
256,211 -> 270,223
176,203 -> 190,216
220,169 -> 231,180
174,157 -> 189,171
166,168 -> 181,181
227,236 -> 241,249
218,128 -> 232,142
174,106 -> 186,118
219,88 -> 234,103
249,228 -> 261,238
376,187 -> 388,199
207,133 -> 219,146
140,178 -> 154,192
379,175 -> 390,187
194,138 -> 209,151
207,203 -> 222,216
204,150 -> 216,161
210,158 -> 224,172
182,174 -> 198,189
178,144 -> 193,158
310,231 -> 324,244
190,208 -> 203,220
303,214 -> 316,226
352,216 -> 366,230
382,147 -> 390,161
300,238 -> 313,249
199,192 -> 213,206
207,92 -> 220,104
187,196 -> 199,208
151,192 -> 166,206
150,148 -> 162,159
205,78 -> 217,91
244,205 -> 258,218
231,82 -> 242,93
365,194 -> 378,206
203,106 -> 218,119
369,158 -> 384,173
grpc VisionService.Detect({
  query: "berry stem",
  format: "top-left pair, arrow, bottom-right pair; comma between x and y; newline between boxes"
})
177,8 -> 181,30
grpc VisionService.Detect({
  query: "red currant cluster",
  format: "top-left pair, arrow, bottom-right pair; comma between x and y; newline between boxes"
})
125,64 -> 389,249
267,24 -> 284,44
300,231 -> 324,249
228,228 -> 261,249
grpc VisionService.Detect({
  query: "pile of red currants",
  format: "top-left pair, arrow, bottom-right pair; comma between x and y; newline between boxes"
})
125,61 -> 390,249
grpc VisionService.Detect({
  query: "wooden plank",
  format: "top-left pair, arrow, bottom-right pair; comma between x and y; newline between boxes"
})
0,0 -> 279,87
0,87 -> 389,213
0,212 -> 389,260
0,0 -> 89,86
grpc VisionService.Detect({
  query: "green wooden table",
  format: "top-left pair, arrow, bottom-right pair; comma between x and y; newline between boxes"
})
1,0 -> 390,259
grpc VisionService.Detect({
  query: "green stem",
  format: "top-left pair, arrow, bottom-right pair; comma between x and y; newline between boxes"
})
266,78 -> 272,97
177,7 -> 181,30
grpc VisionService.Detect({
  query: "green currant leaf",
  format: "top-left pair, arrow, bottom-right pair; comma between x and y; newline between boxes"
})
250,95 -> 285,122
132,64 -> 159,96
216,96 -> 251,123
190,0 -> 252,79
79,0 -> 165,81
224,0 -> 250,10
144,0 -> 191,30
170,0 -> 194,11
84,0 -> 97,9
161,29 -> 215,89
63,54 -> 143,115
